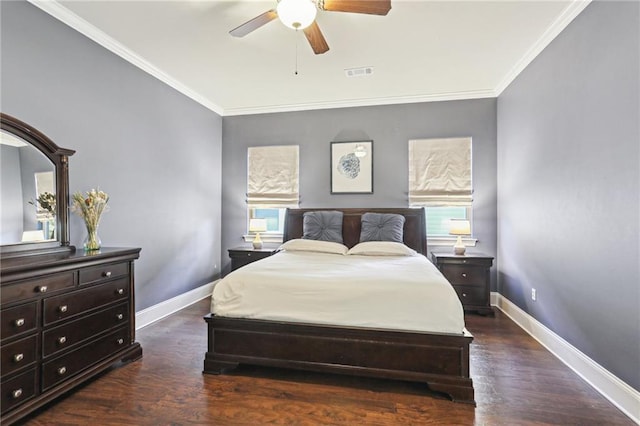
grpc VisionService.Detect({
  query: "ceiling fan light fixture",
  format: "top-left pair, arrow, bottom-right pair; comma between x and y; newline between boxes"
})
277,0 -> 317,30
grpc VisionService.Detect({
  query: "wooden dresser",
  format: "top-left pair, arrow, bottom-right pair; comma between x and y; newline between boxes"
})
0,247 -> 142,424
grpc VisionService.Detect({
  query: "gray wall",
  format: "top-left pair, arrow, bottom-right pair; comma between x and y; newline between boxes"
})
222,99 -> 497,275
497,1 -> 639,391
1,1 -> 223,310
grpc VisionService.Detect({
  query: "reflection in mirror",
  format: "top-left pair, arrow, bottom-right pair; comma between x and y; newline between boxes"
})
0,129 -> 57,245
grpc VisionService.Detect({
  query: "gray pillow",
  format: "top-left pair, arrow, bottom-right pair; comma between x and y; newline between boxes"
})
360,213 -> 405,243
302,211 -> 344,243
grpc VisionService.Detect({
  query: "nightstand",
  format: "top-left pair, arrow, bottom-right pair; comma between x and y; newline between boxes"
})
431,252 -> 494,316
228,246 -> 278,272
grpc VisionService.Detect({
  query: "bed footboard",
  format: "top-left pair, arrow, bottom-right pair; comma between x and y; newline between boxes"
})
203,314 -> 475,405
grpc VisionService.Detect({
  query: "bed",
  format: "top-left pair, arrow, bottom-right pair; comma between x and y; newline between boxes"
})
203,208 -> 474,404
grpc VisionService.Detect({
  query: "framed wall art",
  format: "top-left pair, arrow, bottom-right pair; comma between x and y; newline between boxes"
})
330,141 -> 373,194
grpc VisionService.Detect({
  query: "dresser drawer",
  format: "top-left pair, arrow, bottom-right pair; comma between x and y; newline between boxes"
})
43,303 -> 129,357
1,302 -> 38,341
1,272 -> 75,305
1,369 -> 37,415
79,262 -> 129,286
441,264 -> 485,286
42,327 -> 129,391
1,335 -> 38,378
43,277 -> 129,325
453,285 -> 485,306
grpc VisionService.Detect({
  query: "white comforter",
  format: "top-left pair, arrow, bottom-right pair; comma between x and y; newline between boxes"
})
212,249 -> 465,334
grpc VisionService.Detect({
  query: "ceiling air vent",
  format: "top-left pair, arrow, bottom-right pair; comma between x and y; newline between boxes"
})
345,66 -> 374,78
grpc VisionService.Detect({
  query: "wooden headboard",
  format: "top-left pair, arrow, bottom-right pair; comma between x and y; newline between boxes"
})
283,208 -> 427,256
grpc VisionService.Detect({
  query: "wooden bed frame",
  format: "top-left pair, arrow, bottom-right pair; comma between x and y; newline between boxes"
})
203,207 -> 474,404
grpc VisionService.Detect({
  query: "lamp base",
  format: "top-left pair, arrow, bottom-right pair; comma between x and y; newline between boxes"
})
252,233 -> 263,250
453,235 -> 466,255
453,245 -> 466,255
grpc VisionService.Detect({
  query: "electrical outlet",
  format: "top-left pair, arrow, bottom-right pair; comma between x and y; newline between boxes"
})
531,288 -> 537,301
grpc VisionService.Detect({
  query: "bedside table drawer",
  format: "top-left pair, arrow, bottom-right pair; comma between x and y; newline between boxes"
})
453,285 -> 485,306
441,264 -> 485,286
229,251 -> 272,260
431,252 -> 494,315
228,247 -> 277,272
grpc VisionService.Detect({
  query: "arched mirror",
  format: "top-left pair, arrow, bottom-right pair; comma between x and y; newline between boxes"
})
0,113 -> 75,256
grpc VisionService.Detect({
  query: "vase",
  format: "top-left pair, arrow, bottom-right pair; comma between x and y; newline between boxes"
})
48,218 -> 56,240
83,227 -> 101,251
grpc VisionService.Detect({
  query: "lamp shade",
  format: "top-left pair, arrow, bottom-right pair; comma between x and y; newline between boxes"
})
449,219 -> 471,236
277,0 -> 317,30
249,218 -> 267,233
22,230 -> 45,242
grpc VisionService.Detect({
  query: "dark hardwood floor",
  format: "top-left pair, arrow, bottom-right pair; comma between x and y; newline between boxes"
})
21,299 -> 633,425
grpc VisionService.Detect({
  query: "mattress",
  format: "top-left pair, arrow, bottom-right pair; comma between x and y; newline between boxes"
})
212,242 -> 465,334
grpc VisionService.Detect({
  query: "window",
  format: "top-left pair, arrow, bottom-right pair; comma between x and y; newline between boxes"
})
408,137 -> 473,238
248,207 -> 286,234
246,145 -> 299,240
425,206 -> 471,237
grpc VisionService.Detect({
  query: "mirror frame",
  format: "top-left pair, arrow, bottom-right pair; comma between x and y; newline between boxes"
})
1,113 -> 75,256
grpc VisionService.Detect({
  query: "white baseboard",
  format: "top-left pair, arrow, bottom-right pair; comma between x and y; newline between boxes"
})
491,292 -> 640,424
135,280 -> 217,330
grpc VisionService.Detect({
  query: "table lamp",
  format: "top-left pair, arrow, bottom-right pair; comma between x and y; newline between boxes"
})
449,219 -> 471,255
249,218 -> 267,249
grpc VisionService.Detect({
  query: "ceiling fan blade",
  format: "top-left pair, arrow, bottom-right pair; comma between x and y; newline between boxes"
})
229,10 -> 278,37
319,0 -> 391,15
303,21 -> 330,55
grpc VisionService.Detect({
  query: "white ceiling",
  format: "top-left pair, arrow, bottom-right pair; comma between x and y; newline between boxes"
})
32,0 -> 590,116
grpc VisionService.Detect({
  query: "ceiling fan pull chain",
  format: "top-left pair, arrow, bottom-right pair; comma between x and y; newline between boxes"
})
294,29 -> 299,76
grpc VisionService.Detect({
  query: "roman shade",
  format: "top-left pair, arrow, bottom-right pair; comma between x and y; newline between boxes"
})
408,137 -> 472,206
247,145 -> 299,208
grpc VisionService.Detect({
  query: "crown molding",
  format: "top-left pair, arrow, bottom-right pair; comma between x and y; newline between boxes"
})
222,89 -> 497,116
27,0 -> 225,116
23,1 -> 495,117
28,0 -> 589,117
494,0 -> 592,96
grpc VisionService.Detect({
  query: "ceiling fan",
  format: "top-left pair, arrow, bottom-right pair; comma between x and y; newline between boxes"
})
229,0 -> 392,55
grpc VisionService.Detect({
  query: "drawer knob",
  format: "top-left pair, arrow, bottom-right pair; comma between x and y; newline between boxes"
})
116,313 -> 124,320
462,273 -> 467,278
13,353 -> 24,363
38,285 -> 48,293
462,293 -> 467,297
116,288 -> 124,295
14,318 -> 25,327
57,366 -> 67,375
117,338 -> 124,345
12,389 -> 23,399
59,305 -> 68,313
58,336 -> 67,345
103,271 -> 112,278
